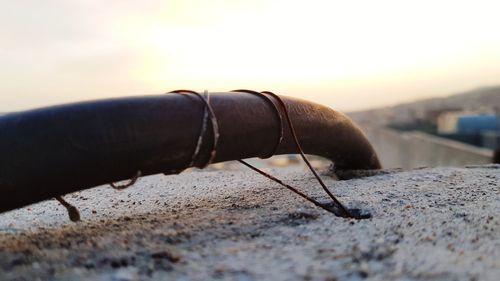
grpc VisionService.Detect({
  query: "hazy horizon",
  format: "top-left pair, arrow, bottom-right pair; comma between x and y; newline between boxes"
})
2,0 -> 500,112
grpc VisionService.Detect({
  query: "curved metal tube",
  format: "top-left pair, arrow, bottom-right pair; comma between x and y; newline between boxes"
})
0,92 -> 381,213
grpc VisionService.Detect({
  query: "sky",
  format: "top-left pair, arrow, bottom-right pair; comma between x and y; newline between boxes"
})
1,0 -> 500,112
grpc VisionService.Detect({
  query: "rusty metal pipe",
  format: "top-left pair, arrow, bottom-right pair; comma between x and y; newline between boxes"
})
0,92 -> 381,213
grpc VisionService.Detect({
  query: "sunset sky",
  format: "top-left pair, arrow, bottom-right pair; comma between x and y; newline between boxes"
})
2,0 -> 500,112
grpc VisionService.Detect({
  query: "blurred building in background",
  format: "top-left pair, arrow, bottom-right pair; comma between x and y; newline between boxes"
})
349,86 -> 500,168
437,113 -> 500,149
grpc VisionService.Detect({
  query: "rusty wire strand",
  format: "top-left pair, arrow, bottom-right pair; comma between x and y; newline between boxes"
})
237,160 -> 339,214
109,170 -> 142,190
230,89 -> 284,158
260,90 -> 353,217
169,90 -> 220,168
231,89 -> 353,217
188,91 -> 210,167
55,196 -> 81,222
183,89 -> 349,218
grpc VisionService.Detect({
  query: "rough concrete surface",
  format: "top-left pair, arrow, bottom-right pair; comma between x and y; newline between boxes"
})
0,164 -> 499,281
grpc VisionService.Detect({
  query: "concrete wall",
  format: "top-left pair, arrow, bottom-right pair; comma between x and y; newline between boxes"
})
363,127 -> 494,169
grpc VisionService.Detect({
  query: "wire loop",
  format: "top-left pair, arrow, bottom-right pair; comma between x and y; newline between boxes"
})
109,170 -> 142,190
230,89 -> 284,158
232,89 -> 354,218
168,90 -> 220,169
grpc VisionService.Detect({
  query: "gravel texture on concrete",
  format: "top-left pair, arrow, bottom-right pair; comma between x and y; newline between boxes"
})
0,165 -> 499,281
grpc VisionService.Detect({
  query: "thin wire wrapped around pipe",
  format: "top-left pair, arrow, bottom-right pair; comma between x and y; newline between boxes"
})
0,92 -> 381,213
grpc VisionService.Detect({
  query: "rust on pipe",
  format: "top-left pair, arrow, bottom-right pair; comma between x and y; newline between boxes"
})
0,92 -> 381,213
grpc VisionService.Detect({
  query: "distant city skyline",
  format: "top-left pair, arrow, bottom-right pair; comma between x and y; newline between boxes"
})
2,0 -> 500,112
